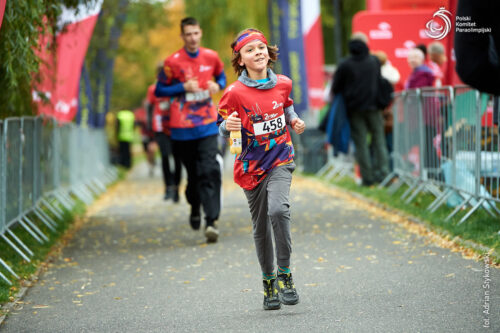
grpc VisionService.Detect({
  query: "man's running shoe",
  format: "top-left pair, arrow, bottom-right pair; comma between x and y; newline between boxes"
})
277,273 -> 299,305
189,206 -> 201,230
262,279 -> 281,310
172,188 -> 179,203
204,225 -> 219,243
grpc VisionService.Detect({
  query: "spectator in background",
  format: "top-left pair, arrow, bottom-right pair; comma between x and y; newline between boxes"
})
135,106 -> 157,177
455,0 -> 500,95
373,50 -> 400,85
115,109 -> 135,169
405,48 -> 435,89
427,42 -> 447,87
146,75 -> 182,202
332,32 -> 389,186
373,50 -> 400,169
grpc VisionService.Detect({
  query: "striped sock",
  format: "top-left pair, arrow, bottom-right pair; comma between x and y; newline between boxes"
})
278,266 -> 291,275
262,272 -> 277,281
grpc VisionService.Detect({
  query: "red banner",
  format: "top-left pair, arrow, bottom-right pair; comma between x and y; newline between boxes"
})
301,0 -> 325,109
353,9 -> 461,90
34,2 -> 101,123
0,0 -> 6,31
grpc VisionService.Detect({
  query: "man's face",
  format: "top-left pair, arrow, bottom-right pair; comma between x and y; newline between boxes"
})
181,24 -> 202,52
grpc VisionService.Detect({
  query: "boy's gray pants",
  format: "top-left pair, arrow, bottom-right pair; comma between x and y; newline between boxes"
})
243,163 -> 295,275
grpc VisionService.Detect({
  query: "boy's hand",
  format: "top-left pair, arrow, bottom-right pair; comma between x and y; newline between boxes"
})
291,118 -> 305,134
226,111 -> 241,131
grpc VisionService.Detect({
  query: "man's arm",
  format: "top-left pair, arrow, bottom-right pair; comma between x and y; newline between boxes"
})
155,68 -> 185,97
215,71 -> 227,90
332,64 -> 345,95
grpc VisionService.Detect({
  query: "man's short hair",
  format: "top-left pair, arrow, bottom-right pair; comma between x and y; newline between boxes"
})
350,32 -> 369,44
180,17 -> 199,33
428,41 -> 445,55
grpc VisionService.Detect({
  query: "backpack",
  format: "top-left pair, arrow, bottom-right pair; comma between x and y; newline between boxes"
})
376,76 -> 394,109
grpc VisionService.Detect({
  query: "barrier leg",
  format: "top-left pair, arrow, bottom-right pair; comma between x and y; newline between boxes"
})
41,198 -> 64,220
34,207 -> 58,231
0,271 -> 12,285
401,179 -> 420,199
388,178 -> 405,195
0,258 -> 19,280
22,217 -> 49,242
53,192 -> 74,211
445,196 -> 472,222
428,188 -> 453,212
17,219 -> 43,244
405,182 -> 426,204
6,229 -> 35,256
457,198 -> 485,225
1,234 -> 31,262
379,172 -> 396,188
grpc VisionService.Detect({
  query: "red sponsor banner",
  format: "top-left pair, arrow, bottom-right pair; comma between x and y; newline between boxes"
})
353,9 -> 461,90
378,0 -> 448,10
34,2 -> 101,123
0,0 -> 5,31
301,0 -> 325,109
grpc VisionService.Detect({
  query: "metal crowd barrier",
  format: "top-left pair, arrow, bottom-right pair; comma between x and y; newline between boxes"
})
314,85 -> 499,225
0,116 -> 117,285
381,86 -> 499,224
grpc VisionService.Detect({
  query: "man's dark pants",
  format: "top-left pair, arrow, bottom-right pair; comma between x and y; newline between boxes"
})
172,135 -> 221,225
349,110 -> 389,184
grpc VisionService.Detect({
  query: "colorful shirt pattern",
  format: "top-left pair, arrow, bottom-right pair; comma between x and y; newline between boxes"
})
147,84 -> 171,135
158,47 -> 224,140
218,75 -> 295,190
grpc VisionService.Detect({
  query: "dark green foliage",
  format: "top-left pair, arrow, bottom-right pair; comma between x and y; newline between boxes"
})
0,0 -> 82,119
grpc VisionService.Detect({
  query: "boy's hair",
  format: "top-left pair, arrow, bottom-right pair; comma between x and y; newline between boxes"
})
230,28 -> 278,76
180,17 -> 199,33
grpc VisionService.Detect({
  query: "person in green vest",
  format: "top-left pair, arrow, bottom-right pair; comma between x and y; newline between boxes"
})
116,109 -> 135,169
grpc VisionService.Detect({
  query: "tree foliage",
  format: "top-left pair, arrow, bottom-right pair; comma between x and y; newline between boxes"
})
321,0 -> 365,64
0,0 -> 82,118
184,0 -> 269,83
110,0 -> 175,113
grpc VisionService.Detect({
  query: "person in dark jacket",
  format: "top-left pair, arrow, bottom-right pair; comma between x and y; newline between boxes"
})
455,0 -> 500,95
332,32 -> 389,186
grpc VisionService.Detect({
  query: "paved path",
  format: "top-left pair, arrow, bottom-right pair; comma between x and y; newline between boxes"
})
1,160 -> 498,332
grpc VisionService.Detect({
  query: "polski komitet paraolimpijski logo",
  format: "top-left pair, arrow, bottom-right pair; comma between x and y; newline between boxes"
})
425,7 -> 452,40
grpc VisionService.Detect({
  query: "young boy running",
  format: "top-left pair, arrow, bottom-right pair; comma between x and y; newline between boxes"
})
218,29 -> 306,310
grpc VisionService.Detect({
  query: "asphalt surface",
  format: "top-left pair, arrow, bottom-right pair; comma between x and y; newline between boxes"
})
1,158 -> 498,332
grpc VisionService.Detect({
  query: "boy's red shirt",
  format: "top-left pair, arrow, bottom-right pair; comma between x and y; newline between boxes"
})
218,74 -> 295,190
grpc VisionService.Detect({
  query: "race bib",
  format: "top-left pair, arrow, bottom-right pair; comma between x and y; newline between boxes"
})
154,115 -> 163,132
252,114 -> 286,136
159,101 -> 170,110
185,90 -> 210,102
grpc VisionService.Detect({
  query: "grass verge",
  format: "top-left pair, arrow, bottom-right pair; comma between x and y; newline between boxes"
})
312,174 -> 500,264
0,169 -> 126,310
0,200 -> 86,307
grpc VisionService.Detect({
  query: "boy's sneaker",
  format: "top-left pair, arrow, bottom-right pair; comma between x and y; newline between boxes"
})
204,225 -> 219,243
262,279 -> 281,310
277,273 -> 299,305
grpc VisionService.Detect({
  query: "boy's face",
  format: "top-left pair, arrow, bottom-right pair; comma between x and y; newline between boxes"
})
181,24 -> 202,52
238,40 -> 270,75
